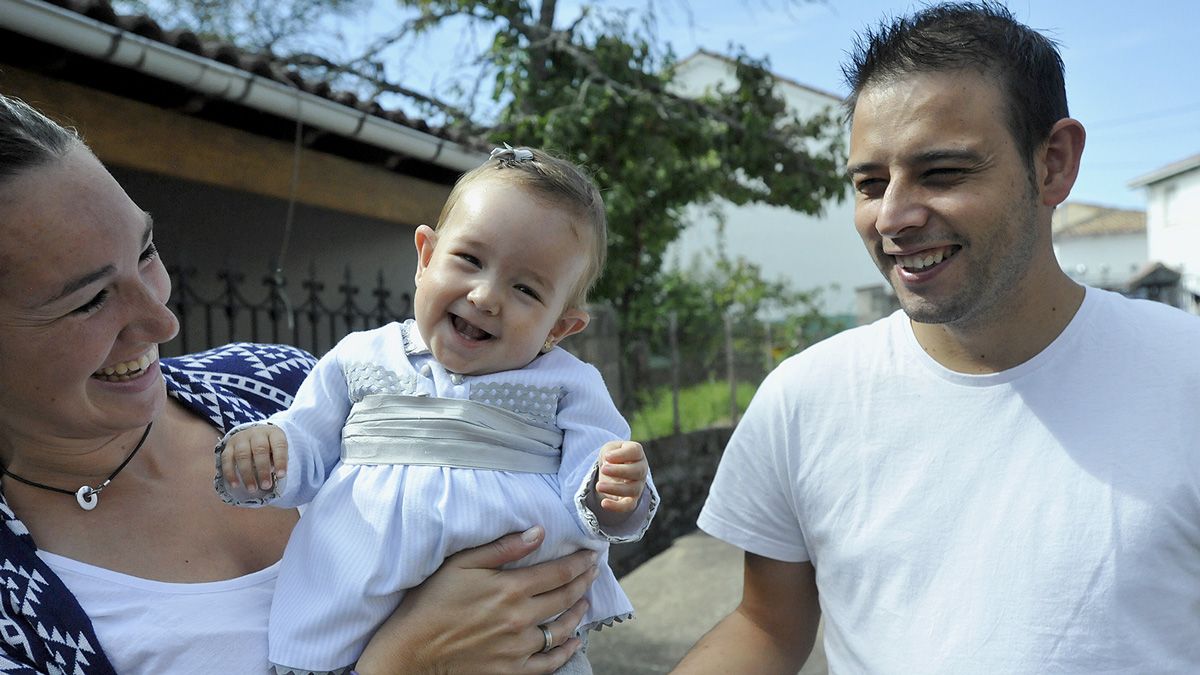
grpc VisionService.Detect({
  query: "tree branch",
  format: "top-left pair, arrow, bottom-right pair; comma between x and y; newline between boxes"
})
282,52 -> 488,134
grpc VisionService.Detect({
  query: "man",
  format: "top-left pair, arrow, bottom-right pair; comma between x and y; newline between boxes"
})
673,3 -> 1200,673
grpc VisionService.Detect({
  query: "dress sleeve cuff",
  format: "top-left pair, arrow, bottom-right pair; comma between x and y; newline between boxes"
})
572,460 -> 659,543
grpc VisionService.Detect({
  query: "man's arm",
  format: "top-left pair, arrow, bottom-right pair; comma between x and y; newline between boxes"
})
672,554 -> 819,674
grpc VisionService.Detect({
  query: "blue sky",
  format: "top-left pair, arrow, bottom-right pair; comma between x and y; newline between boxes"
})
355,0 -> 1197,210
636,0 -> 1199,210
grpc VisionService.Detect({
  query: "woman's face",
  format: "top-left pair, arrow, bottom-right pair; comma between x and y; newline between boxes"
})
0,146 -> 179,445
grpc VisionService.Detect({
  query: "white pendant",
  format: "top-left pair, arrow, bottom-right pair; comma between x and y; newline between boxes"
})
75,486 -> 99,511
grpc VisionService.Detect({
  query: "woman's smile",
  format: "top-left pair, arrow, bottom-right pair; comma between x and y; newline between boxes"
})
93,346 -> 158,382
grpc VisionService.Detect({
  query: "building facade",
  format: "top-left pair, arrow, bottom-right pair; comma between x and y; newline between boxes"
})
668,50 -> 882,323
1130,153 -> 1200,314
1052,201 -> 1148,291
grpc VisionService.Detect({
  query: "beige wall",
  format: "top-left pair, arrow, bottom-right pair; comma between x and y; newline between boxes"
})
0,66 -> 450,225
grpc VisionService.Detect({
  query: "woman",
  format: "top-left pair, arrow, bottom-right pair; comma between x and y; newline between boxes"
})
0,93 -> 594,674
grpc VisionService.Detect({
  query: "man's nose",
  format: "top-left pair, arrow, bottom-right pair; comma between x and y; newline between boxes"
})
875,181 -> 927,238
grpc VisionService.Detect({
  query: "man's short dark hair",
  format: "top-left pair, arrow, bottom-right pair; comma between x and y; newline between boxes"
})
842,2 -> 1068,167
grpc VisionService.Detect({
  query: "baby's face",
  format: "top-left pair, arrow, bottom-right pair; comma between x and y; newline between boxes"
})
413,179 -> 590,376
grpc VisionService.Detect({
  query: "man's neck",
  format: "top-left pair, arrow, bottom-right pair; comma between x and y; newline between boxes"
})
910,273 -> 1085,374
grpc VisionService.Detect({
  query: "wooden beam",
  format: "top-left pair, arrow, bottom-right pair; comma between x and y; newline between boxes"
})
0,66 -> 451,226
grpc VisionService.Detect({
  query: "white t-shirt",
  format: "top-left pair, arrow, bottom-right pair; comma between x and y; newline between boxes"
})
38,551 -> 278,675
699,287 -> 1200,673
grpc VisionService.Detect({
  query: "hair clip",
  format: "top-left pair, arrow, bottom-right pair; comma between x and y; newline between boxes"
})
490,143 -> 534,166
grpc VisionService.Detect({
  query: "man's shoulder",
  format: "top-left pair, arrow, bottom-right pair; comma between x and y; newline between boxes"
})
777,311 -> 902,372
755,312 -> 905,405
1088,288 -> 1200,339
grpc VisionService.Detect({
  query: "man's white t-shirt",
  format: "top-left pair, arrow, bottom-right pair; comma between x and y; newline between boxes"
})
699,287 -> 1200,673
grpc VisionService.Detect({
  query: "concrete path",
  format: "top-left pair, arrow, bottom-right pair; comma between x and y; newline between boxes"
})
589,531 -> 827,674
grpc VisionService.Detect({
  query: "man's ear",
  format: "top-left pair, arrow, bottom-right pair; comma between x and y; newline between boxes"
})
1037,118 -> 1086,208
546,307 -> 591,349
414,224 -> 437,286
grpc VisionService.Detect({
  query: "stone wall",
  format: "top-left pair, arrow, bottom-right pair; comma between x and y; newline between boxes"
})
608,426 -> 733,577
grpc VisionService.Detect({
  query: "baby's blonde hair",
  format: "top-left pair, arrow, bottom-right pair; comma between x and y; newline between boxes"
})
435,146 -> 607,309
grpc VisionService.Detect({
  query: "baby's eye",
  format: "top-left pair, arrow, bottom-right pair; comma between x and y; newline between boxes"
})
73,290 -> 109,315
457,253 -> 481,267
515,285 -> 541,301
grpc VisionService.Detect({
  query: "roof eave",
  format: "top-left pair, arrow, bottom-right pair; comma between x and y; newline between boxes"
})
0,0 -> 486,172
1128,154 -> 1200,188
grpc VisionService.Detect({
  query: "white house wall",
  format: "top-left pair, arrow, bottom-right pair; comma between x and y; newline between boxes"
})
1054,232 -> 1147,289
669,54 -> 882,319
1145,167 -> 1200,295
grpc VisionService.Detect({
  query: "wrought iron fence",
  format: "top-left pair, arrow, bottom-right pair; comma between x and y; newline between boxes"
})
623,307 -> 851,440
164,263 -> 413,358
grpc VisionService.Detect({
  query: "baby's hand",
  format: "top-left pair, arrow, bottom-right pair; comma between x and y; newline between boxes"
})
595,440 -> 648,513
220,425 -> 288,494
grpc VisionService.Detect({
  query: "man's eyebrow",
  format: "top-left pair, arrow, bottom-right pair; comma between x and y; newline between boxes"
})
40,213 -> 154,307
846,162 -> 881,177
911,148 -> 985,164
847,149 -> 985,176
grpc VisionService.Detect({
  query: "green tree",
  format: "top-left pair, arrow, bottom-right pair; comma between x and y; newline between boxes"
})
116,0 -> 849,406
626,247 -> 846,435
652,251 -> 845,386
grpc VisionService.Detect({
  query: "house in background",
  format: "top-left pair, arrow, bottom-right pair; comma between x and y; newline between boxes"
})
1130,153 -> 1200,314
667,50 -> 881,324
1052,201 -> 1147,291
0,0 -> 485,356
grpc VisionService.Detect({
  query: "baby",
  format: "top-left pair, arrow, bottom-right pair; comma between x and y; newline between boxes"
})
216,145 -> 657,675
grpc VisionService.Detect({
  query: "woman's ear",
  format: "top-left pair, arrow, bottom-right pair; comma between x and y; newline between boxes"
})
544,307 -> 590,351
414,225 -> 437,286
1037,118 -> 1086,208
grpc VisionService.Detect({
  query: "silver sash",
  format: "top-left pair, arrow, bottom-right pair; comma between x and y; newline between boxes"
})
340,394 -> 562,474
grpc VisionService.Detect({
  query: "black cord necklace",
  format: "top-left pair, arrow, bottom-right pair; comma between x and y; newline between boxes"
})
1,422 -> 153,511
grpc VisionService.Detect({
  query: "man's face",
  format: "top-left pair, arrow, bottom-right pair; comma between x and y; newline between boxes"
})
848,70 -> 1049,329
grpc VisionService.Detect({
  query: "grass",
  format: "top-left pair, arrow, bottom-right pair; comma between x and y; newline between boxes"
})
629,380 -> 758,440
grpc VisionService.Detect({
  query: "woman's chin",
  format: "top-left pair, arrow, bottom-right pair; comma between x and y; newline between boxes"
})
87,362 -> 168,424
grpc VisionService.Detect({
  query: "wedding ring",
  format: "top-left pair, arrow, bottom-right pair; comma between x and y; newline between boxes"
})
538,623 -> 554,653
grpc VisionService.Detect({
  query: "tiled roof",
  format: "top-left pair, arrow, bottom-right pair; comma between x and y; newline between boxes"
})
1,0 -> 485,178
1052,202 -> 1145,239
68,0 -> 465,138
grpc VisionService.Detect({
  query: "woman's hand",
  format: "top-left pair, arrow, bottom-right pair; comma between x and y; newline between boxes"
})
355,526 -> 598,675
